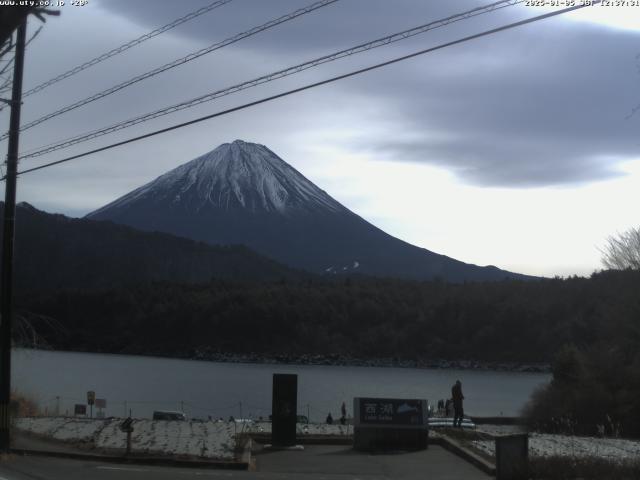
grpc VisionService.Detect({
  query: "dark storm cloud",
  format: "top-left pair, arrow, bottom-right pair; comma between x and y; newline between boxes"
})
336,16 -> 640,187
372,137 -> 626,187
99,0 -> 475,54
88,1 -> 640,188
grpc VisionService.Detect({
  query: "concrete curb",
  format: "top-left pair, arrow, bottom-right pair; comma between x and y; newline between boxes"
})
431,435 -> 496,476
471,416 -> 523,425
10,448 -> 250,470
250,434 -> 353,445
239,436 -> 253,469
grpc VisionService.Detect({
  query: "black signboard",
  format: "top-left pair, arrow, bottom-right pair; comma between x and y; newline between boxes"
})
120,417 -> 134,432
74,404 -> 87,416
272,374 -> 297,446
356,397 -> 425,426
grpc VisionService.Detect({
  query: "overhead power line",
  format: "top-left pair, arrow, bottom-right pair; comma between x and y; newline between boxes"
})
4,0 -> 339,141
10,2 -> 599,180
21,0 -> 235,98
20,0 -> 524,160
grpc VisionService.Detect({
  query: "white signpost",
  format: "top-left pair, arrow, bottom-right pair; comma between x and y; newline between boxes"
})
95,398 -> 106,418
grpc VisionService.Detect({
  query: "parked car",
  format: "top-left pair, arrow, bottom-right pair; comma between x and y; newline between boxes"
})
152,410 -> 187,421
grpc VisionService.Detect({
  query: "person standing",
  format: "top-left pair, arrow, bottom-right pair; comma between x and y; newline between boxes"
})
444,398 -> 452,417
451,380 -> 464,428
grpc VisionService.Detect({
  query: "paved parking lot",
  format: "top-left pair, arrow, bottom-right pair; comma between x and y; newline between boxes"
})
254,444 -> 491,479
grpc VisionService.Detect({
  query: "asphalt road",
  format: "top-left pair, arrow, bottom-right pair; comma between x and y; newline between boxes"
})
0,445 -> 490,480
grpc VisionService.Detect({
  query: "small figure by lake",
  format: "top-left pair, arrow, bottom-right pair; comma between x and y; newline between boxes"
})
452,379 -> 464,428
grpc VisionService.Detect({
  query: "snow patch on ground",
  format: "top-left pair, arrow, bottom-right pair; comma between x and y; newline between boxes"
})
15,417 -> 104,442
472,432 -> 640,462
14,418 -> 352,459
14,417 -> 237,460
19,418 -> 639,463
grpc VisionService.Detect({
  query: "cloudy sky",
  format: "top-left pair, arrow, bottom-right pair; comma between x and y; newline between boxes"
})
2,0 -> 639,277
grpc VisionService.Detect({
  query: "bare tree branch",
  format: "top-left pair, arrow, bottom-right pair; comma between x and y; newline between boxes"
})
600,226 -> 640,270
0,36 -> 13,60
0,25 -> 45,110
14,310 -> 67,349
31,8 -> 60,23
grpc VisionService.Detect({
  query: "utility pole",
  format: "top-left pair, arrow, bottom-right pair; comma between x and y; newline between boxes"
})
0,20 -> 26,452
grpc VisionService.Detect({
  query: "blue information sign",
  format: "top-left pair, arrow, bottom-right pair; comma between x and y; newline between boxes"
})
356,397 -> 425,426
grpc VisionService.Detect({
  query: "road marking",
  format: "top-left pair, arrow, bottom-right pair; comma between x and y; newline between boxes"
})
96,465 -> 150,472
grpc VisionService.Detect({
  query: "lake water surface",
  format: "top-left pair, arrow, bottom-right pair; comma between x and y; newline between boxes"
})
13,349 -> 550,420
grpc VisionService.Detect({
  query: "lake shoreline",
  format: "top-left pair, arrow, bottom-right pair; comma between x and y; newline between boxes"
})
18,345 -> 551,373
14,348 -> 550,418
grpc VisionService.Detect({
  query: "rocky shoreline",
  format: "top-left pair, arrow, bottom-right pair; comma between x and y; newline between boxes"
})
23,345 -> 551,373
154,348 -> 551,373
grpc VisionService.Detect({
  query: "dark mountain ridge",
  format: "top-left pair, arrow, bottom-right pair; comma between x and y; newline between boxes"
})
2,202 -> 304,292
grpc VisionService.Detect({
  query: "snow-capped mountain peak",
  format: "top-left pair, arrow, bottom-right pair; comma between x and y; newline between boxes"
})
91,140 -> 344,216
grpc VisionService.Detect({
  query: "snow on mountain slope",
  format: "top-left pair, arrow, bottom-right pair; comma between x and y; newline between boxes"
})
90,140 -> 344,216
87,140 -> 531,282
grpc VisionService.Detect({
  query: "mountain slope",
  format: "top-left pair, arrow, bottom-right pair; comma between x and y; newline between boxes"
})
87,140 -> 530,282
3,202 -> 304,292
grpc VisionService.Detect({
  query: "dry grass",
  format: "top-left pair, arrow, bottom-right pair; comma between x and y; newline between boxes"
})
10,391 -> 39,417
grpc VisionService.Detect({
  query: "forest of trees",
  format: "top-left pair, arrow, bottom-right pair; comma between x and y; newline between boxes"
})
17,269 -> 639,366
521,227 -> 640,437
524,341 -> 640,437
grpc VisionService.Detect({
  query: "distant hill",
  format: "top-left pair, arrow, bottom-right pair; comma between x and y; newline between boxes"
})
2,202 -> 304,292
87,140 -> 533,282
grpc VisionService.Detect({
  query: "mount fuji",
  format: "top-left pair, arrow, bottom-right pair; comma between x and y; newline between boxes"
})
87,140 -> 528,282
